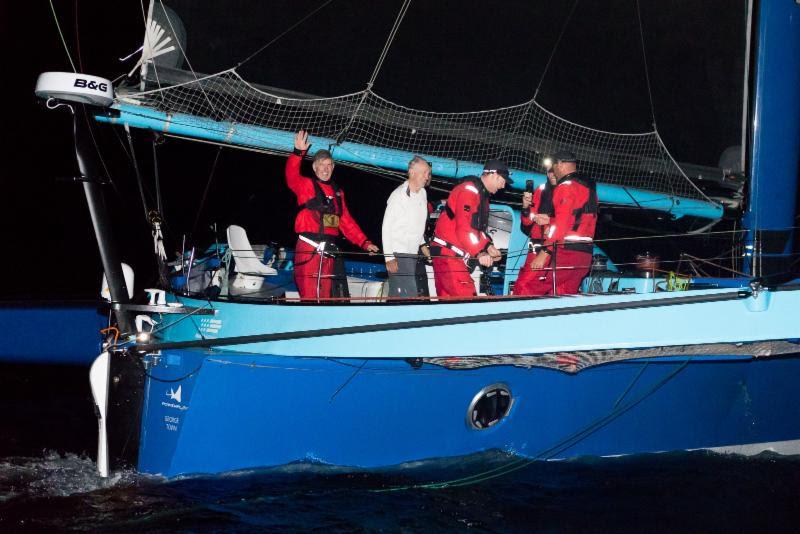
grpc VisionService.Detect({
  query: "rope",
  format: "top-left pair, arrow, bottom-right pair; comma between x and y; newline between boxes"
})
190,146 -> 223,239
124,124 -> 152,223
329,359 -> 368,402
126,299 -> 215,341
680,254 -> 749,277
153,0 -> 218,114
367,0 -> 412,88
73,0 -> 83,71
47,0 -> 77,72
235,0 -> 338,69
532,0 -> 580,100
79,103 -> 116,187
56,0 -> 125,209
152,139 -> 164,216
335,0 -> 412,143
635,0 -> 657,127
49,0 -> 129,216
653,131 -> 717,205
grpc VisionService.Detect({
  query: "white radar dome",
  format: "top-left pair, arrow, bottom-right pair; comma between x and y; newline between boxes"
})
35,72 -> 114,107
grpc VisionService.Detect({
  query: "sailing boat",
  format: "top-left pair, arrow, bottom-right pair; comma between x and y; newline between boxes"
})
34,0 -> 800,477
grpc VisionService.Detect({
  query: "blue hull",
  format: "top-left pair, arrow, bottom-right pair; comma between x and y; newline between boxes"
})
139,350 -> 800,477
129,284 -> 800,476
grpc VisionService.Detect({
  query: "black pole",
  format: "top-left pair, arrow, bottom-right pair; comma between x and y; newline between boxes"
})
73,105 -> 132,329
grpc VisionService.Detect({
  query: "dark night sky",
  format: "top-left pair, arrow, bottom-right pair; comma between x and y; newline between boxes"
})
3,1 -> 745,299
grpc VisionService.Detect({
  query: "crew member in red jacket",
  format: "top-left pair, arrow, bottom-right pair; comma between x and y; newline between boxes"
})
513,167 -> 557,295
286,130 -> 379,299
430,160 -> 512,297
524,150 -> 597,296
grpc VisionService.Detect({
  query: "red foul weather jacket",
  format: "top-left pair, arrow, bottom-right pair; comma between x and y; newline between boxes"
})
285,151 -> 372,249
520,181 -> 556,243
432,176 -> 492,258
543,172 -> 598,255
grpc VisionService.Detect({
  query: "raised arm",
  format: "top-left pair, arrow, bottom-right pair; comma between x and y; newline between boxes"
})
285,130 -> 311,197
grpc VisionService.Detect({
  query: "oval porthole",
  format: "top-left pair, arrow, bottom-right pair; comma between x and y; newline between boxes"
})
467,383 -> 513,430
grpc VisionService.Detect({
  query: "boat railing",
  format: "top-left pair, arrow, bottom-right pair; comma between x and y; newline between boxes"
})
162,223 -> 800,304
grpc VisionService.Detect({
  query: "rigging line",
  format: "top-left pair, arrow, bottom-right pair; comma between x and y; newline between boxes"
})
612,362 -> 648,409
654,130 -> 716,205
329,359 -> 368,402
154,0 -> 218,115
182,295 -> 214,343
146,300 -> 214,337
594,228 -> 746,244
680,254 -> 750,277
686,217 -> 721,236
335,0 -> 412,143
620,186 -> 645,211
73,0 -> 83,71
532,0 -> 580,101
151,138 -> 164,215
367,0 -> 412,88
634,0 -> 657,127
190,146 -> 223,239
81,107 -> 122,197
124,124 -> 152,223
110,73 -> 129,85
235,0 -> 338,68
103,127 -> 134,197
633,2 -> 686,206
47,0 -> 77,72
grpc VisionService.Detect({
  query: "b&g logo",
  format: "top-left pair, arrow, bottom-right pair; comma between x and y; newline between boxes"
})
74,78 -> 108,92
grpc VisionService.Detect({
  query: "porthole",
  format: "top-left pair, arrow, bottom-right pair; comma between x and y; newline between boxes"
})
467,383 -> 513,429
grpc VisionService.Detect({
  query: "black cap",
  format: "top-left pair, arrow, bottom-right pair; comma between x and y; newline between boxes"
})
551,150 -> 577,163
483,159 -> 514,184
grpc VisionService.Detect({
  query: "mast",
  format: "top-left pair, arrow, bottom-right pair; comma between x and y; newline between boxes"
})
742,0 -> 800,277
74,105 -> 132,329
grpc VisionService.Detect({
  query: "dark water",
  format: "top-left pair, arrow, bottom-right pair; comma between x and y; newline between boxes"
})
2,364 -> 799,532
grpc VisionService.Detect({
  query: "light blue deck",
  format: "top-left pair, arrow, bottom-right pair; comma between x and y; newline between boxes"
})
155,285 -> 796,358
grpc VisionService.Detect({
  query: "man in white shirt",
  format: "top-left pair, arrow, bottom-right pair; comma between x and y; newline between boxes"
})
382,156 -> 432,297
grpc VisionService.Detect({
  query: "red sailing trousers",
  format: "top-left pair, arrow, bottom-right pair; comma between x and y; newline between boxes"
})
293,238 -> 335,299
513,249 -> 591,296
432,256 -> 476,297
